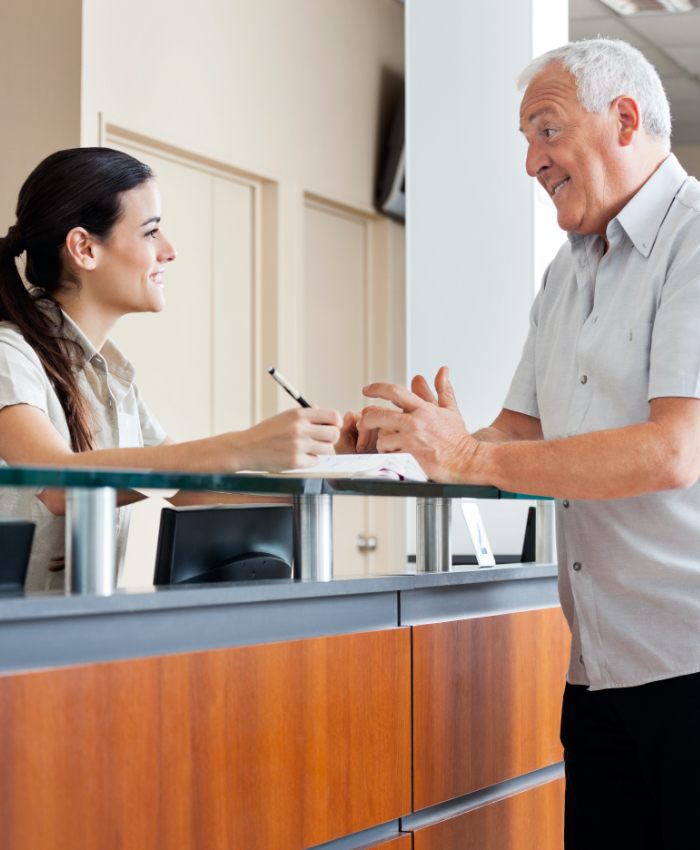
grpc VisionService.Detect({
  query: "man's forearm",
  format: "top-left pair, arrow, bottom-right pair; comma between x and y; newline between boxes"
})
472,425 -> 518,443
469,421 -> 688,500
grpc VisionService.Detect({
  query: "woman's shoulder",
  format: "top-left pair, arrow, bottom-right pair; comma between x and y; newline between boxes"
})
0,322 -> 44,367
0,321 -> 29,343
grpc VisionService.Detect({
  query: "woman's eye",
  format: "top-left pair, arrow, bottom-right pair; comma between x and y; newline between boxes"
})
146,228 -> 159,239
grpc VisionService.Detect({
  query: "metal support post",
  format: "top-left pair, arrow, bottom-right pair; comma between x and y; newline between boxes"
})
293,494 -> 334,581
535,500 -> 557,564
416,497 -> 452,572
65,487 -> 117,595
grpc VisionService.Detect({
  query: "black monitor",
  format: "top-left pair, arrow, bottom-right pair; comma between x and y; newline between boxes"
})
0,520 -> 35,590
153,504 -> 293,586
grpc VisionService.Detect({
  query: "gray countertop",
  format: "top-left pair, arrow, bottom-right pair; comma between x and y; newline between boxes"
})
0,562 -> 559,673
0,561 -> 557,622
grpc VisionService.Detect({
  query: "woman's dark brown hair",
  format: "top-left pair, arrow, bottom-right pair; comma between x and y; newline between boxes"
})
0,147 -> 153,450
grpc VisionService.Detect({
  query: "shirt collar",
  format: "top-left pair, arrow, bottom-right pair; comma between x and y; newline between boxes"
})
566,154 -> 688,258
59,311 -> 135,383
613,154 -> 687,258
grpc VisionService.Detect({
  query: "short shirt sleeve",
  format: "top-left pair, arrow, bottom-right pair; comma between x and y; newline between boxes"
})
502,283 -> 544,419
134,383 -> 167,447
0,327 -> 50,414
648,242 -> 700,400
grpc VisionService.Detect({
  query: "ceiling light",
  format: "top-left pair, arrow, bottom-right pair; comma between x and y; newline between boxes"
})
600,0 -> 699,13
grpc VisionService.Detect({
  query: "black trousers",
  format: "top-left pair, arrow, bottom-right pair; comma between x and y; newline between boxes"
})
561,673 -> 700,850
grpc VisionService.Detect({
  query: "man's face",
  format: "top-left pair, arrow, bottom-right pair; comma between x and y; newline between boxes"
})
519,64 -> 623,237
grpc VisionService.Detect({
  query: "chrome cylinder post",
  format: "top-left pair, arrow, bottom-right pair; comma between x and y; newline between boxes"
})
293,494 -> 333,581
535,500 -> 557,564
416,497 -> 452,572
65,487 -> 117,595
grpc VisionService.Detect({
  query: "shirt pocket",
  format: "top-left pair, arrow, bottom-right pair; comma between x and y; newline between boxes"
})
597,321 -> 654,424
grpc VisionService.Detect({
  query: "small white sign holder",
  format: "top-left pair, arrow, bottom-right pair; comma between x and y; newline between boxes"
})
460,499 -> 496,567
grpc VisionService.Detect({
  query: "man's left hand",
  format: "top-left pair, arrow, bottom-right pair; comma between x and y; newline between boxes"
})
361,366 -> 477,482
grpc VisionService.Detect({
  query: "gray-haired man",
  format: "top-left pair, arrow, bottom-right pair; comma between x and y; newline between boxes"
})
362,39 -> 700,848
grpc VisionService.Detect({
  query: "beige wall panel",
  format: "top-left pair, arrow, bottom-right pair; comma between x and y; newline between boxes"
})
367,220 -> 406,573
303,199 -> 369,575
0,0 -> 82,228
212,175 -> 257,433
108,145 -> 213,442
302,201 -> 368,410
675,144 -> 700,178
81,0 -> 404,211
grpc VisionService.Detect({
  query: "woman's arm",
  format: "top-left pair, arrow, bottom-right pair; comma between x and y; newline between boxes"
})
0,403 -> 342,473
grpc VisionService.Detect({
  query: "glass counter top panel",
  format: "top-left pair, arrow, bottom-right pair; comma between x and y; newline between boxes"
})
0,464 -> 545,500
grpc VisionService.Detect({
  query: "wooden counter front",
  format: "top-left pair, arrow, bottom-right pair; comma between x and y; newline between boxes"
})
412,607 -> 570,809
412,778 -> 564,850
0,628 -> 412,850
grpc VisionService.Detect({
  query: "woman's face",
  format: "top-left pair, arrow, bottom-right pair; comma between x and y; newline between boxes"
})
87,179 -> 177,318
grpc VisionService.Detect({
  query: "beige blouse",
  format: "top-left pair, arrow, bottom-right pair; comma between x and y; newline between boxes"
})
0,312 -> 166,592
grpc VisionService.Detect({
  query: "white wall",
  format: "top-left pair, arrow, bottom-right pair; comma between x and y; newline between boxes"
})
405,0 -> 567,554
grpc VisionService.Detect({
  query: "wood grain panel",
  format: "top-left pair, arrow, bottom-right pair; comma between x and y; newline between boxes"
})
413,608 -> 569,809
0,629 -> 411,850
366,834 -> 413,849
412,778 -> 565,850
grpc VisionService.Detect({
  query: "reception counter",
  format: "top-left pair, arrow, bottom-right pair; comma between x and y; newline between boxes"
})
0,564 -> 567,850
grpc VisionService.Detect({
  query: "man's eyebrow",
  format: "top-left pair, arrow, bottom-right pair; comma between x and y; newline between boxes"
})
140,216 -> 161,227
519,107 -> 557,133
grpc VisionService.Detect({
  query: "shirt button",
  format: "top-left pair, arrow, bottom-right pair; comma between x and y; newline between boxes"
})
579,375 -> 588,384
572,561 -> 582,571
562,499 -> 570,508
579,655 -> 584,664
108,398 -> 113,408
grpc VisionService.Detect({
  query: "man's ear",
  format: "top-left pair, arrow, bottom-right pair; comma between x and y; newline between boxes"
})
64,227 -> 98,271
614,96 -> 641,147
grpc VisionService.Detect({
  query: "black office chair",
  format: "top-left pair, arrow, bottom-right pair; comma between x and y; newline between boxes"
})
0,520 -> 35,589
153,504 -> 293,585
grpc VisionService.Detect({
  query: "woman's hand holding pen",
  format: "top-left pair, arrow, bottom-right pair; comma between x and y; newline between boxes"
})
266,367 -> 377,457
238,407 -> 342,470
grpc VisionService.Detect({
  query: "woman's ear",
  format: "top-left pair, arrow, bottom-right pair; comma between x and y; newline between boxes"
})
615,96 -> 641,147
64,227 -> 98,271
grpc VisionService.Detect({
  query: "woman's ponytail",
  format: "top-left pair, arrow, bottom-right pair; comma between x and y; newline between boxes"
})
0,224 -> 94,451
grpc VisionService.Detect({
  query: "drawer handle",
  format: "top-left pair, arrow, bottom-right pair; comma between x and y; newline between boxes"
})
356,534 -> 378,553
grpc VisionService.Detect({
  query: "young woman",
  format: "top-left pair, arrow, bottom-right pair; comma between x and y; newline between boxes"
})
0,147 -> 346,591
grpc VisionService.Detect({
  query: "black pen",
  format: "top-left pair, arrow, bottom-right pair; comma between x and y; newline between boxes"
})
267,367 -> 311,408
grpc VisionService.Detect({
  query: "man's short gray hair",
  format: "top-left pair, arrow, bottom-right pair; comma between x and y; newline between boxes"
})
518,38 -> 671,146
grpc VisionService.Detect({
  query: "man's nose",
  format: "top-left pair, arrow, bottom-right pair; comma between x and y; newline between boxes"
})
525,142 -> 551,178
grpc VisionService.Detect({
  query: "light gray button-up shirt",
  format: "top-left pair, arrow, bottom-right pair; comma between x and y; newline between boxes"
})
504,154 -> 700,690
0,310 -> 166,592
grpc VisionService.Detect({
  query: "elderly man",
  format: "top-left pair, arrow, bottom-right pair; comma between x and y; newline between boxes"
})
362,39 -> 700,849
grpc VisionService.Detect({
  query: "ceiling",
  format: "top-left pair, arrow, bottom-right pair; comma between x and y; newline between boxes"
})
570,0 -> 700,143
